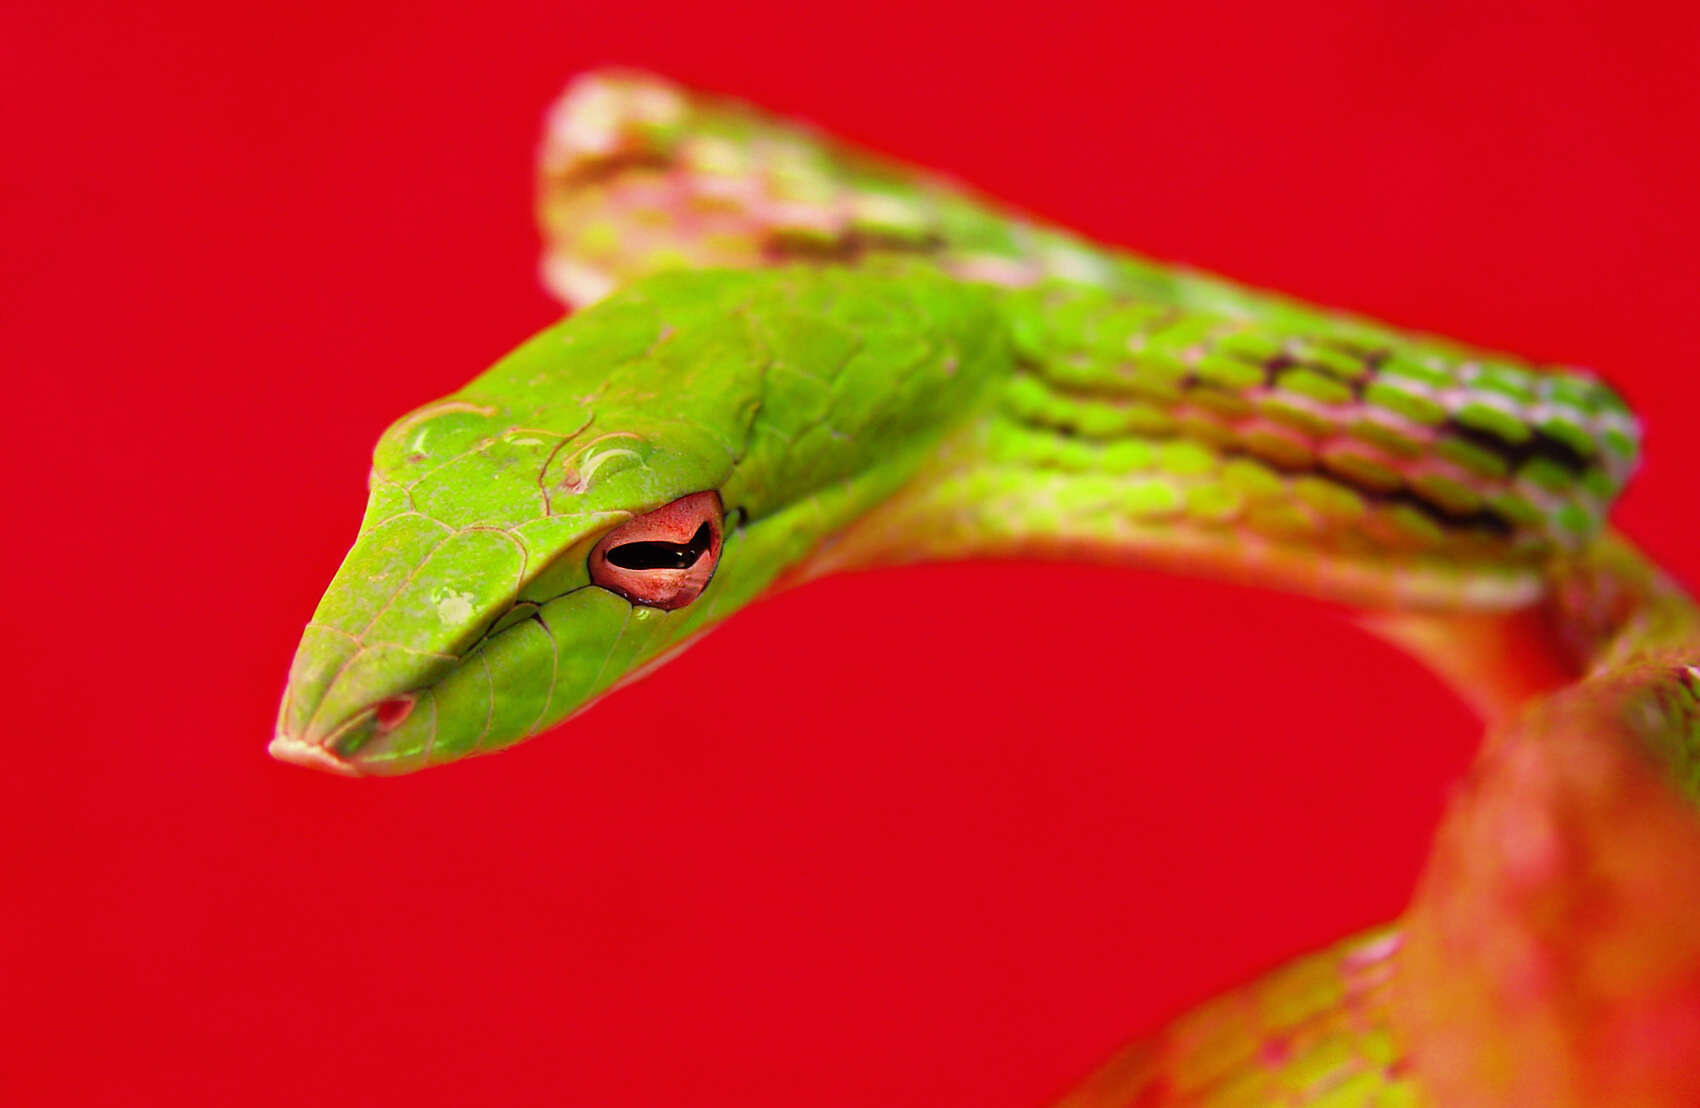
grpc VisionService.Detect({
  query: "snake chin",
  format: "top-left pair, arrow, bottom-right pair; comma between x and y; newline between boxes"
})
268,733 -> 363,778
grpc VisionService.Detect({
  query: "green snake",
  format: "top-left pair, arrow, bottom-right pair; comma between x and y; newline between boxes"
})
272,71 -> 1700,1105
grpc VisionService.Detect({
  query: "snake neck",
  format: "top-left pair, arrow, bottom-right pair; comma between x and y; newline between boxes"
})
539,70 -> 1640,623
539,71 -> 1640,631
808,279 -> 1637,629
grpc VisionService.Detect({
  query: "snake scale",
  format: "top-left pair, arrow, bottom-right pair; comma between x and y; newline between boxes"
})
272,72 -> 1700,1105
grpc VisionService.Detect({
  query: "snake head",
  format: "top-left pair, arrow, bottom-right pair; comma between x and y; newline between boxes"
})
271,267 -> 1000,775
272,379 -> 736,774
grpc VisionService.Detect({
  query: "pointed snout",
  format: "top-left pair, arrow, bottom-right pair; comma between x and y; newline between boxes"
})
268,732 -> 364,777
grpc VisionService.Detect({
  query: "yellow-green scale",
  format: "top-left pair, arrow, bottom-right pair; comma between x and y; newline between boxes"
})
822,279 -> 1634,613
1055,929 -> 1424,1108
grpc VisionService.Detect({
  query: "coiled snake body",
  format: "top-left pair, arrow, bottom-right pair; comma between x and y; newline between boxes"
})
273,72 -> 1700,1106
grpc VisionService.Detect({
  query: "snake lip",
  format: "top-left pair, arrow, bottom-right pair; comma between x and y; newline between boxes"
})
268,733 -> 365,777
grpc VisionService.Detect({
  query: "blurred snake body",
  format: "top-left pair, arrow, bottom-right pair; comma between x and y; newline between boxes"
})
273,72 -> 1700,1105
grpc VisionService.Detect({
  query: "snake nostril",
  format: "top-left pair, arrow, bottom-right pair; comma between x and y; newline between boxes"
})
374,696 -> 415,732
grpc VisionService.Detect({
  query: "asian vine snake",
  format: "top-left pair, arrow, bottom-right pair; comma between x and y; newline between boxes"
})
272,72 -> 1700,1105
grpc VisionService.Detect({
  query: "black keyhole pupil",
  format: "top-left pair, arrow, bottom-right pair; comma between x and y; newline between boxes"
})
605,522 -> 713,571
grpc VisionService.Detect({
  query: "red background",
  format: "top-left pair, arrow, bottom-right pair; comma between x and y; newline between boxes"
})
5,2 -> 1699,1103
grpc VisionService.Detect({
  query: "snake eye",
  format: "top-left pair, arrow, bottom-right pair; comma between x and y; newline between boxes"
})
589,491 -> 724,610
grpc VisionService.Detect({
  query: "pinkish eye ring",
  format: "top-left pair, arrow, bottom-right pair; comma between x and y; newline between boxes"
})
588,491 -> 723,610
